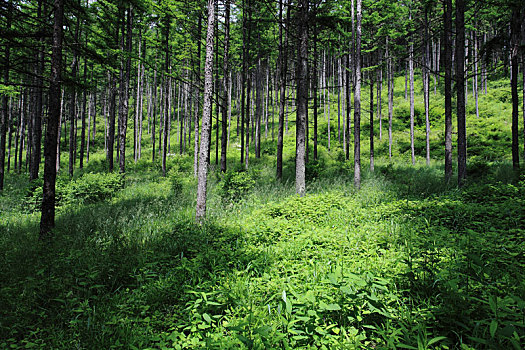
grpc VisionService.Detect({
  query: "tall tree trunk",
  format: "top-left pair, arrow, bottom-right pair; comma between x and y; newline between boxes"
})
79,59 -> 87,170
295,0 -> 308,196
378,65 -> 382,141
30,0 -> 44,181
387,38 -> 393,160
409,11 -> 415,165
444,0 -> 453,182
40,0 -> 64,238
277,0 -> 289,179
220,0 -> 230,172
510,5 -> 520,170
194,14 -> 202,177
162,14 -> 170,177
69,14 -> 81,177
354,0 -> 362,188
313,27 -> 318,161
255,58 -> 262,159
196,0 -> 216,223
370,74 -> 374,172
0,0 -> 13,190
456,0 -> 467,185
424,9 -> 430,166
240,0 -> 247,165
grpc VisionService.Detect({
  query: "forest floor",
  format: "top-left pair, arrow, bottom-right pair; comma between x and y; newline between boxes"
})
1,76 -> 524,349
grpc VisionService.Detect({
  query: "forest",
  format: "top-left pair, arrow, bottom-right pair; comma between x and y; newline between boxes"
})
0,0 -> 524,348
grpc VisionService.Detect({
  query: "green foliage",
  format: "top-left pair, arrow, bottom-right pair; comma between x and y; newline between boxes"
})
218,169 -> 256,202
25,172 -> 124,212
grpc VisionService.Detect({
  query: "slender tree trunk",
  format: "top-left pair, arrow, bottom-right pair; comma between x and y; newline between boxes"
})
424,10 -> 430,166
0,1 -> 13,190
370,74 -> 374,172
473,30 -> 479,118
277,0 -> 289,179
456,0 -> 467,185
255,58 -> 262,159
354,0 -> 362,188
444,0 -> 453,182
510,6 -> 520,170
196,0 -> 216,223
79,60 -> 87,169
240,0 -> 247,165
162,14 -> 170,177
30,0 -> 44,181
295,0 -> 308,196
409,11 -> 415,165
387,38 -> 393,160
220,0 -> 230,172
194,15 -> 202,177
313,28 -> 318,161
378,66 -> 382,141
40,0 -> 64,238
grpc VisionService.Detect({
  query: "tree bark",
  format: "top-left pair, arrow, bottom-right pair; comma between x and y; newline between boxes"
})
220,0 -> 230,172
40,0 -> 64,239
387,38 -> 393,160
370,74 -> 374,172
30,0 -> 44,181
510,5 -> 520,170
195,0 -> 216,223
276,0 -> 289,179
295,0 -> 308,196
0,0 -> 13,190
456,0 -> 467,185
444,0 -> 453,182
409,11 -> 415,165
313,27 -> 318,161
162,14 -> 170,177
354,0 -> 362,188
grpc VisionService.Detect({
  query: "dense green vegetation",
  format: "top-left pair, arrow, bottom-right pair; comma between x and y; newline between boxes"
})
1,74 -> 524,349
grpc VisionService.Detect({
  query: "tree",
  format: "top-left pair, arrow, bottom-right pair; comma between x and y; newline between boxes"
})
40,0 -> 65,239
0,0 -> 13,191
510,4 -> 520,170
354,0 -> 362,189
195,0 -> 216,223
456,0 -> 467,186
220,0 -> 231,173
443,0 -> 453,182
119,5 -> 133,174
295,0 -> 309,196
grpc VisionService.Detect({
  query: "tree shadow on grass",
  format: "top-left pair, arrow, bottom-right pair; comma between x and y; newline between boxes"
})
0,192 -> 265,348
387,175 -> 525,348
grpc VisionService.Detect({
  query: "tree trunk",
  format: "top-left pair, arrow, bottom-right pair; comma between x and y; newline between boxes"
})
40,0 -> 64,239
194,14 -> 202,177
444,0 -> 453,182
424,10 -> 430,166
162,14 -> 170,177
0,0 -> 13,190
387,38 -> 393,160
277,0 -> 289,179
295,0 -> 308,196
456,0 -> 467,185
220,0 -> 230,172
510,6 -> 520,170
255,58 -> 262,159
195,0 -> 216,223
354,0 -> 361,188
313,27 -> 318,161
370,74 -> 374,172
409,11 -> 415,165
30,0 -> 44,181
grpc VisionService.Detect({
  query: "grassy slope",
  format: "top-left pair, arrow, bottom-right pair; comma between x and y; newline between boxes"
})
0,76 -> 524,349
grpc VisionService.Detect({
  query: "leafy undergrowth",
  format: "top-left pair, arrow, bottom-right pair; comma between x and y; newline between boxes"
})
1,158 -> 523,349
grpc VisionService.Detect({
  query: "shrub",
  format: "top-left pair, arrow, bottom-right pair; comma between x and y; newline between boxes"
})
218,170 -> 255,202
25,172 -> 125,212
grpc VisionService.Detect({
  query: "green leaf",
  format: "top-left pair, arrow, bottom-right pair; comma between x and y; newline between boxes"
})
325,303 -> 341,311
490,320 -> 498,338
427,336 -> 447,346
202,313 -> 212,323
